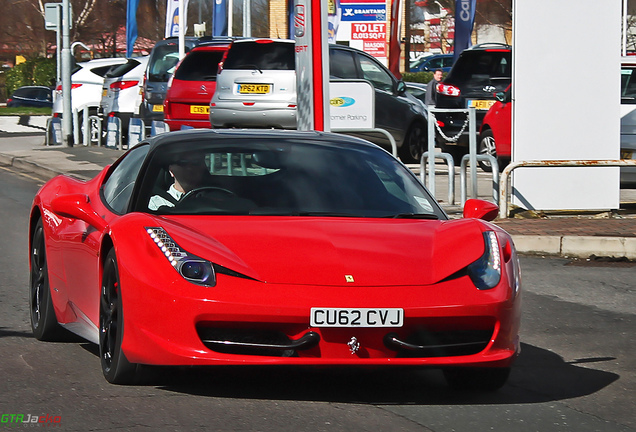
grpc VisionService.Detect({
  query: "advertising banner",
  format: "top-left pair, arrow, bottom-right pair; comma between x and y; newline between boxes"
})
329,81 -> 374,129
165,0 -> 190,38
453,0 -> 476,60
126,0 -> 139,57
340,3 -> 386,22
213,0 -> 228,36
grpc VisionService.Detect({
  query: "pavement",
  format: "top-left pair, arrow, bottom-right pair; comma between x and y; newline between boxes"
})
1,115 -> 635,260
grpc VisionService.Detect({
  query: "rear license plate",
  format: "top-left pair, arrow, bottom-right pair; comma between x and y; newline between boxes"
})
238,84 -> 271,94
151,104 -> 164,113
310,308 -> 404,327
102,89 -> 107,97
621,149 -> 634,159
467,99 -> 496,110
190,105 -> 209,115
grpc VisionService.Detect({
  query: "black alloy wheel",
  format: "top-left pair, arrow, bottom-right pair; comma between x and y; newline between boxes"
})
100,248 -> 137,384
399,122 -> 426,164
29,219 -> 62,341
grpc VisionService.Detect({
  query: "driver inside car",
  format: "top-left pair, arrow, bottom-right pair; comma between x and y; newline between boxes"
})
148,154 -> 209,211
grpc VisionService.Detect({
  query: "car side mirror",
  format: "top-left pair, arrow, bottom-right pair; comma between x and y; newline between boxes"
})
51,193 -> 109,231
463,199 -> 499,221
396,81 -> 407,95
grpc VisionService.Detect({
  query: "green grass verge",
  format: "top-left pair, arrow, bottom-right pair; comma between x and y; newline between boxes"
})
0,107 -> 52,116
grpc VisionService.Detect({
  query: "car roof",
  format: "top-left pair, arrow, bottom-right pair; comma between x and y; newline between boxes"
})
143,128 -> 381,154
463,42 -> 512,52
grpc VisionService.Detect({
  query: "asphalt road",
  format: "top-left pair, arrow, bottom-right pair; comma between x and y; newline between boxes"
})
0,165 -> 634,432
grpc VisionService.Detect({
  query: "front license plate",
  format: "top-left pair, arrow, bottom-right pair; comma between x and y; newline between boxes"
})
621,149 -> 634,159
310,308 -> 404,327
190,105 -> 209,115
238,84 -> 271,94
467,99 -> 496,110
151,104 -> 164,113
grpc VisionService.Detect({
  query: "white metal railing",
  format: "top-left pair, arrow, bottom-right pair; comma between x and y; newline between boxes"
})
499,159 -> 636,218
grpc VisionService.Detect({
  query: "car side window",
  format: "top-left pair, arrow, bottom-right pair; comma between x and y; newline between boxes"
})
102,144 -> 149,214
356,54 -> 394,93
329,49 -> 358,79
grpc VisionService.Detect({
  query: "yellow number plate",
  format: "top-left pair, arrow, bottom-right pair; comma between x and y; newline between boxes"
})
102,89 -> 107,97
190,105 -> 209,115
621,150 -> 634,159
238,84 -> 271,94
152,104 -> 164,113
468,99 -> 496,110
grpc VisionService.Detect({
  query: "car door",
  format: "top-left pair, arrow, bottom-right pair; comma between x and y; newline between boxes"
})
60,145 -> 149,330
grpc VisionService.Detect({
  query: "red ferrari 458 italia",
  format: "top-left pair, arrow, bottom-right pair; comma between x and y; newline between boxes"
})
29,129 -> 521,388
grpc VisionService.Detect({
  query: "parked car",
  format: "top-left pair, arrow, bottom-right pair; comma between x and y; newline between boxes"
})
209,39 -> 429,163
409,53 -> 454,73
52,57 -> 127,118
163,41 -> 230,130
478,84 -> 511,172
7,86 -> 53,108
138,37 -> 203,128
100,56 -> 149,139
620,56 -> 636,186
405,82 -> 428,106
29,128 -> 520,388
434,43 -> 512,161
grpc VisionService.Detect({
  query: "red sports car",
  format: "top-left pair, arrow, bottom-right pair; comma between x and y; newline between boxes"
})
29,129 -> 521,388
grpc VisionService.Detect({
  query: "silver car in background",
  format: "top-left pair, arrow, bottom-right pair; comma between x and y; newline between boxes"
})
210,39 -> 297,129
621,56 -> 636,186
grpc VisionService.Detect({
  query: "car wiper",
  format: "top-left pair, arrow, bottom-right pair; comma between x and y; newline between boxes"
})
237,64 -> 263,74
385,213 -> 439,219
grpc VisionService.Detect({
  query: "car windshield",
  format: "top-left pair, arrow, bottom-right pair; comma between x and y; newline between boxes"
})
445,50 -> 511,87
621,65 -> 636,103
139,137 -> 442,218
149,45 -> 181,81
174,50 -> 225,81
223,42 -> 295,70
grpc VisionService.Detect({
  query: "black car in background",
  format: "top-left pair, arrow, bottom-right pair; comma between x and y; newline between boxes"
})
434,43 -> 512,160
7,86 -> 53,108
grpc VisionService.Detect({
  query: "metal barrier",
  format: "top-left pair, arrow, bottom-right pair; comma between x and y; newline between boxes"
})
499,159 -> 636,218
460,153 -> 499,205
332,128 -> 397,157
420,151 -> 455,205
425,107 -> 479,201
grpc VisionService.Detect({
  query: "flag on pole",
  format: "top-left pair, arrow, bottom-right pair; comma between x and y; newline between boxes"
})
453,0 -> 476,61
126,0 -> 139,57
165,0 -> 190,38
213,0 -> 228,36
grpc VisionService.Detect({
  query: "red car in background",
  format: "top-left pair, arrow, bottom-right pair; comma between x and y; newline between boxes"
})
478,85 -> 512,172
163,42 -> 230,130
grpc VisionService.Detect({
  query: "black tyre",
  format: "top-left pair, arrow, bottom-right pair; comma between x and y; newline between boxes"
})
443,367 -> 511,392
29,219 -> 63,341
399,122 -> 426,164
100,248 -> 137,384
478,129 -> 497,172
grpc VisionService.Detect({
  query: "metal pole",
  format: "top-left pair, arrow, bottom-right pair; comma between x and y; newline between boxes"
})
243,0 -> 251,37
228,0 -> 233,36
56,5 -> 61,83
468,107 -> 477,198
427,110 -> 436,193
61,0 -> 72,146
178,0 -> 185,59
623,0 -> 628,56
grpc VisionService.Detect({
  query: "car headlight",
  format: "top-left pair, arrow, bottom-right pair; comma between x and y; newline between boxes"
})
467,231 -> 501,290
146,227 -> 216,287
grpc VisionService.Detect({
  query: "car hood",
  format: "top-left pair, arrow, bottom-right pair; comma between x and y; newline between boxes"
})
156,216 -> 487,286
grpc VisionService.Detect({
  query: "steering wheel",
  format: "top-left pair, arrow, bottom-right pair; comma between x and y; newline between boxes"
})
180,186 -> 236,204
